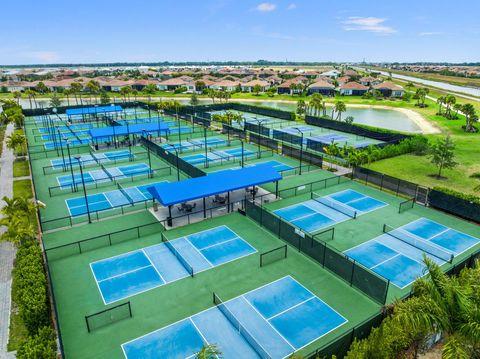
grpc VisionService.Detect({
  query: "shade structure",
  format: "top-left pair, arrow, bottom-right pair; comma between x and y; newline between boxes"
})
147,163 -> 282,206
66,105 -> 123,116
89,122 -> 170,140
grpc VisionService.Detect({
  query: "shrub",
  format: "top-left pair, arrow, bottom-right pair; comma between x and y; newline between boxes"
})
16,326 -> 56,359
432,186 -> 480,205
173,86 -> 187,94
13,242 -> 50,335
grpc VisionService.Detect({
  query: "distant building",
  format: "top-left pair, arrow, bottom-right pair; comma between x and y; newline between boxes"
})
339,82 -> 369,96
307,79 -> 335,96
372,82 -> 405,97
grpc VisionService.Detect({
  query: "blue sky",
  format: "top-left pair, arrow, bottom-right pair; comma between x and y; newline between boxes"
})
1,0 -> 479,65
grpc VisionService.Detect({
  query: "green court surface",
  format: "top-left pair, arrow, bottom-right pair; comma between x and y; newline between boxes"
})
46,212 -> 380,359
264,178 -> 480,301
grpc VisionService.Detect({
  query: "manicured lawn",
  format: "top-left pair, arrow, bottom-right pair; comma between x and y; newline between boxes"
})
13,179 -> 33,198
13,158 -> 30,177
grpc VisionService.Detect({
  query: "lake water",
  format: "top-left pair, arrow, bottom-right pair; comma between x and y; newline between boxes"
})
18,98 -> 422,133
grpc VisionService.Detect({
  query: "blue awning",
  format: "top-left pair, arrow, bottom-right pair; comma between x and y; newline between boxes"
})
66,105 -> 123,115
89,122 -> 170,139
147,164 -> 282,206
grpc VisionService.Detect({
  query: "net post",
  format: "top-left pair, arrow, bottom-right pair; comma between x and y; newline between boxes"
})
85,316 -> 91,333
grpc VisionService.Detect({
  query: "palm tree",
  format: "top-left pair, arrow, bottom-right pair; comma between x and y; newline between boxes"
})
462,104 -> 478,133
12,91 -> 21,104
6,132 -> 26,156
444,95 -> 456,118
85,80 -> 101,104
323,142 -> 340,170
70,82 -> 83,105
453,103 -> 462,119
310,93 -> 323,117
207,89 -> 217,103
63,88 -> 72,106
437,96 -> 445,115
394,256 -> 480,359
24,89 -> 37,109
0,216 -> 36,246
334,101 -> 347,121
195,343 -> 222,359
142,84 -> 157,103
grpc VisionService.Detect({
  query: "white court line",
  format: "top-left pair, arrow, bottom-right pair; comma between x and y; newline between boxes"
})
97,264 -> 153,283
371,253 -> 402,269
267,296 -> 315,321
142,248 -> 166,284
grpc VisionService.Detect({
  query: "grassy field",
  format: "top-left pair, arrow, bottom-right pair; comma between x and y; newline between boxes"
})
13,158 -> 30,177
12,179 -> 33,198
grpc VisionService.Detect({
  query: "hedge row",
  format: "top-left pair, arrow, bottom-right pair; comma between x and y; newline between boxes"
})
432,186 -> 480,205
13,242 -> 50,335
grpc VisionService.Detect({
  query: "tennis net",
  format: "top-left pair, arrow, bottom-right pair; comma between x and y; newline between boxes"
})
312,192 -> 357,219
213,293 -> 272,359
162,237 -> 194,277
117,183 -> 133,205
100,162 -> 114,181
383,224 -> 454,263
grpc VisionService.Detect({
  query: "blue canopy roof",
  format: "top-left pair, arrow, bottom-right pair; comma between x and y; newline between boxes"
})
89,122 -> 170,139
147,164 -> 282,206
66,105 -> 123,116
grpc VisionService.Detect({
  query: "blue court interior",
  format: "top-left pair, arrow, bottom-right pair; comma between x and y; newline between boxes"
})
344,218 -> 480,288
66,181 -> 162,216
161,137 -> 227,152
50,150 -> 134,169
91,226 -> 256,304
56,163 -> 151,188
274,189 -> 387,233
121,276 -> 347,359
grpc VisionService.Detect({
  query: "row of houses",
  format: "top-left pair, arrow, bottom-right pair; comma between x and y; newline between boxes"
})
1,70 -> 405,98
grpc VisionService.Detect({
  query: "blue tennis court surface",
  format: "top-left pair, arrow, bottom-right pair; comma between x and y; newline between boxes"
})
250,160 -> 293,173
161,137 -> 227,152
91,226 -> 256,304
182,148 -> 256,165
121,276 -> 347,359
57,163 -> 151,188
44,138 -> 90,149
308,133 -> 349,144
66,181 -> 163,216
274,189 -> 387,233
344,218 -> 480,288
50,150 -> 134,169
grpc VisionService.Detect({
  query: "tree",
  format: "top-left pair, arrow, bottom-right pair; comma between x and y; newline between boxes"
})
120,86 -> 132,103
24,90 -> 36,109
462,104 -> 478,133
35,82 -> 49,94
405,82 -> 415,91
296,100 -> 306,117
323,142 -> 341,170
190,92 -> 199,106
63,88 -> 72,106
6,132 -> 26,156
289,82 -> 297,95
394,256 -> 480,359
195,80 -> 206,93
453,103 -> 462,119
195,343 -> 222,359
309,93 -> 324,117
100,90 -> 110,105
437,96 -> 445,115
334,101 -> 347,121
142,84 -> 157,102
444,95 -> 456,118
207,89 -> 217,103
429,135 -> 457,178
85,80 -> 101,104
49,93 -> 61,108
344,116 -> 354,124
252,84 -> 262,96
70,82 -> 83,105
13,91 -> 22,104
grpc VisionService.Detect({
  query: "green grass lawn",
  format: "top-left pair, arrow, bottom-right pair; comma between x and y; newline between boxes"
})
13,179 -> 33,198
13,158 -> 30,177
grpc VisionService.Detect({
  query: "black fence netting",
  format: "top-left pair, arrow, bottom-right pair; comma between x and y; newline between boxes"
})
244,200 -> 389,305
282,144 -> 323,167
428,189 -> 480,224
85,302 -> 132,332
139,137 -> 205,178
222,124 -> 246,139
249,133 -> 279,151
245,122 -> 271,137
272,130 -> 302,145
305,115 -> 411,143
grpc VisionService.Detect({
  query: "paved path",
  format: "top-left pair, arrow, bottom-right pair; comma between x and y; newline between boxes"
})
0,123 -> 18,359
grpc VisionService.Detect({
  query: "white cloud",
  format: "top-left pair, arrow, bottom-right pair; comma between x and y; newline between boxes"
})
287,3 -> 296,10
255,2 -> 276,12
419,31 -> 444,36
342,17 -> 396,34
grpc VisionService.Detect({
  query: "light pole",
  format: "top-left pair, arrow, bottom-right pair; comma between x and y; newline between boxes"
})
292,127 -> 304,175
65,138 -> 76,191
75,155 -> 91,223
57,127 -> 66,172
143,130 -> 153,178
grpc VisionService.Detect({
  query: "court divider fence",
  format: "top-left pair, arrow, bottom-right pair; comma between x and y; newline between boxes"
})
243,200 -> 390,305
85,302 -> 132,333
47,166 -> 172,197
398,198 -> 415,213
139,136 -> 206,178
259,245 -> 288,267
44,221 -> 166,261
428,188 -> 480,224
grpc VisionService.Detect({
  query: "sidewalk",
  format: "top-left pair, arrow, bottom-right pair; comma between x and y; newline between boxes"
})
0,123 -> 18,359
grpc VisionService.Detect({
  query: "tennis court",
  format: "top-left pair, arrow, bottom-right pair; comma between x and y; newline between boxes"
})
122,276 -> 347,359
65,182 -> 162,216
91,226 -> 256,304
181,148 -> 256,165
44,138 -> 90,149
161,137 -> 227,152
56,163 -> 151,188
50,150 -> 134,169
344,218 -> 480,288
274,189 -> 387,233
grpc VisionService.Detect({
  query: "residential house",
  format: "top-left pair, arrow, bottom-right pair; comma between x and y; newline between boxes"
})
307,79 -> 335,96
241,79 -> 270,93
277,76 -> 309,95
359,76 -> 382,87
157,76 -> 193,91
339,82 -> 369,96
372,82 -> 405,97
209,80 -> 240,92
320,69 -> 341,78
